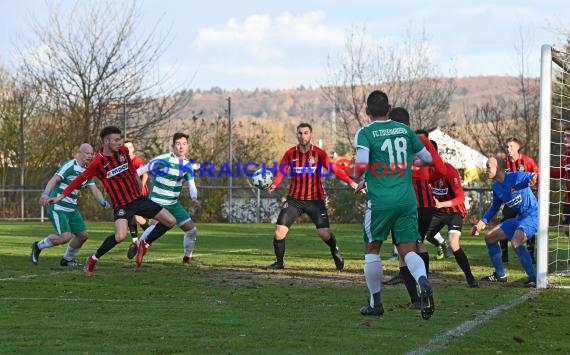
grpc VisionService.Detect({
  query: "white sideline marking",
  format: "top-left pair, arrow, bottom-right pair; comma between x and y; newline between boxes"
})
0,297 -> 121,303
0,272 -> 63,281
406,290 -> 539,355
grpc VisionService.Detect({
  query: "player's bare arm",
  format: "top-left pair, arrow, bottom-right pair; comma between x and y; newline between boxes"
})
88,184 -> 111,209
39,175 -> 62,206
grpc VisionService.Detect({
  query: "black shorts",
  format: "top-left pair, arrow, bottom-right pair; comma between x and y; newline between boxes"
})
113,197 -> 163,222
276,197 -> 330,229
418,207 -> 436,238
562,202 -> 570,225
425,211 -> 464,239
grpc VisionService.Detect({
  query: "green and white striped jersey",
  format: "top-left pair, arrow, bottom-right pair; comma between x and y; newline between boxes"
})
144,153 -> 195,206
50,159 -> 95,212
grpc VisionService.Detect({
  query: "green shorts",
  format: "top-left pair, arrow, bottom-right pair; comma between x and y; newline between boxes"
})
48,206 -> 86,235
162,202 -> 192,226
362,203 -> 420,245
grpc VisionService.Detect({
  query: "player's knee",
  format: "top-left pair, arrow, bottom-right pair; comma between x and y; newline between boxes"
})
274,226 -> 287,240
59,233 -> 73,244
77,232 -> 89,242
164,214 -> 176,228
316,228 -> 330,239
484,232 -> 495,243
511,235 -> 526,249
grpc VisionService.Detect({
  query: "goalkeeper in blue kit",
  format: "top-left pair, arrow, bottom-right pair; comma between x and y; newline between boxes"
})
472,157 -> 538,287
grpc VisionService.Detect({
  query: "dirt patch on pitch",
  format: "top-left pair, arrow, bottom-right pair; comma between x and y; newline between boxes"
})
197,266 -> 365,288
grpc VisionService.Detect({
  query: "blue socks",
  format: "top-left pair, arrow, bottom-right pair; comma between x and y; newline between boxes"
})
486,242 -> 506,277
514,244 -> 536,281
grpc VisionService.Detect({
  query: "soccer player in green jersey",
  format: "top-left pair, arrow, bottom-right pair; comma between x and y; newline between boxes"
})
354,90 -> 435,320
136,132 -> 200,264
33,143 -> 110,266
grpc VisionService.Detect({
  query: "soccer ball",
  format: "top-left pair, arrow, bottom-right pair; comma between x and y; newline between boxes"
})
251,168 -> 274,191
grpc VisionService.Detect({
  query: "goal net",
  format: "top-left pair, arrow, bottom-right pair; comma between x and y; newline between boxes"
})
538,45 -> 570,288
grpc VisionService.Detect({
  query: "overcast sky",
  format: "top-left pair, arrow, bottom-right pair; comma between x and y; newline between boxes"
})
1,0 -> 568,90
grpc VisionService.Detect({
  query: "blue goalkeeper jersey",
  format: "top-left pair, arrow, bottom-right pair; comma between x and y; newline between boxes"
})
482,171 -> 538,223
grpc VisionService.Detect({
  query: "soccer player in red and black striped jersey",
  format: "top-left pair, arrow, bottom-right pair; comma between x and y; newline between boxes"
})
550,127 -> 570,237
265,123 -> 358,270
426,140 -> 478,287
124,140 -> 151,259
501,137 -> 539,263
49,126 -> 176,276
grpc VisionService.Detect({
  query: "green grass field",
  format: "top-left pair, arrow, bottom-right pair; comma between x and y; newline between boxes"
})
1,222 -> 569,354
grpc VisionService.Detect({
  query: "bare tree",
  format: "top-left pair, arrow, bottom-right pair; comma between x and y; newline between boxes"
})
0,71 -> 44,184
463,27 -> 539,159
463,98 -> 514,157
321,25 -> 455,147
18,0 -> 191,149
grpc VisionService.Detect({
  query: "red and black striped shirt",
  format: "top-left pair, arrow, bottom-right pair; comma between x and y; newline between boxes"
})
551,149 -> 570,202
272,144 -> 354,201
412,136 -> 447,208
62,146 -> 141,207
430,162 -> 467,217
505,154 -> 538,174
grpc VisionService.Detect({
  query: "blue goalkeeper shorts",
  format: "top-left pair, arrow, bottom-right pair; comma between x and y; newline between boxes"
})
499,212 -> 537,241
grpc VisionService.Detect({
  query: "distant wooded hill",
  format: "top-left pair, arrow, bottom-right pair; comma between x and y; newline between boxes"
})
166,75 -> 530,157
179,75 -> 526,124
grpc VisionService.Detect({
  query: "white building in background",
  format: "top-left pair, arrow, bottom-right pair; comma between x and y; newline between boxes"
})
428,127 -> 488,183
428,127 -> 489,213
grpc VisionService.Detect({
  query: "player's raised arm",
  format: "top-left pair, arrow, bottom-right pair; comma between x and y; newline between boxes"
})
414,147 -> 433,167
419,135 -> 445,175
136,163 -> 149,176
322,151 -> 357,190
514,172 -> 538,190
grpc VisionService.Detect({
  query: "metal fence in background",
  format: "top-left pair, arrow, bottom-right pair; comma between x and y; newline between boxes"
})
1,186 -> 494,224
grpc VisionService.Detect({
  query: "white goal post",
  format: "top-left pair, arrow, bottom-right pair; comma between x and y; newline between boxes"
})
538,44 -> 570,289
537,44 -> 552,289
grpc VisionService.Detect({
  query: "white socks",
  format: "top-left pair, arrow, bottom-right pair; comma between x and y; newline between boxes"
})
37,237 -> 54,250
434,232 -> 445,244
139,225 -> 198,257
364,254 -> 382,307
404,252 -> 427,282
139,224 -> 155,243
63,245 -> 78,260
183,227 -> 197,257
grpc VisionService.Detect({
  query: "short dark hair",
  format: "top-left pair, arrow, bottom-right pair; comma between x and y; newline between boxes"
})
172,132 -> 189,145
297,123 -> 312,132
100,126 -> 122,140
389,107 -> 410,126
416,129 -> 429,137
430,139 -> 438,151
505,137 -> 520,145
366,90 -> 390,117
